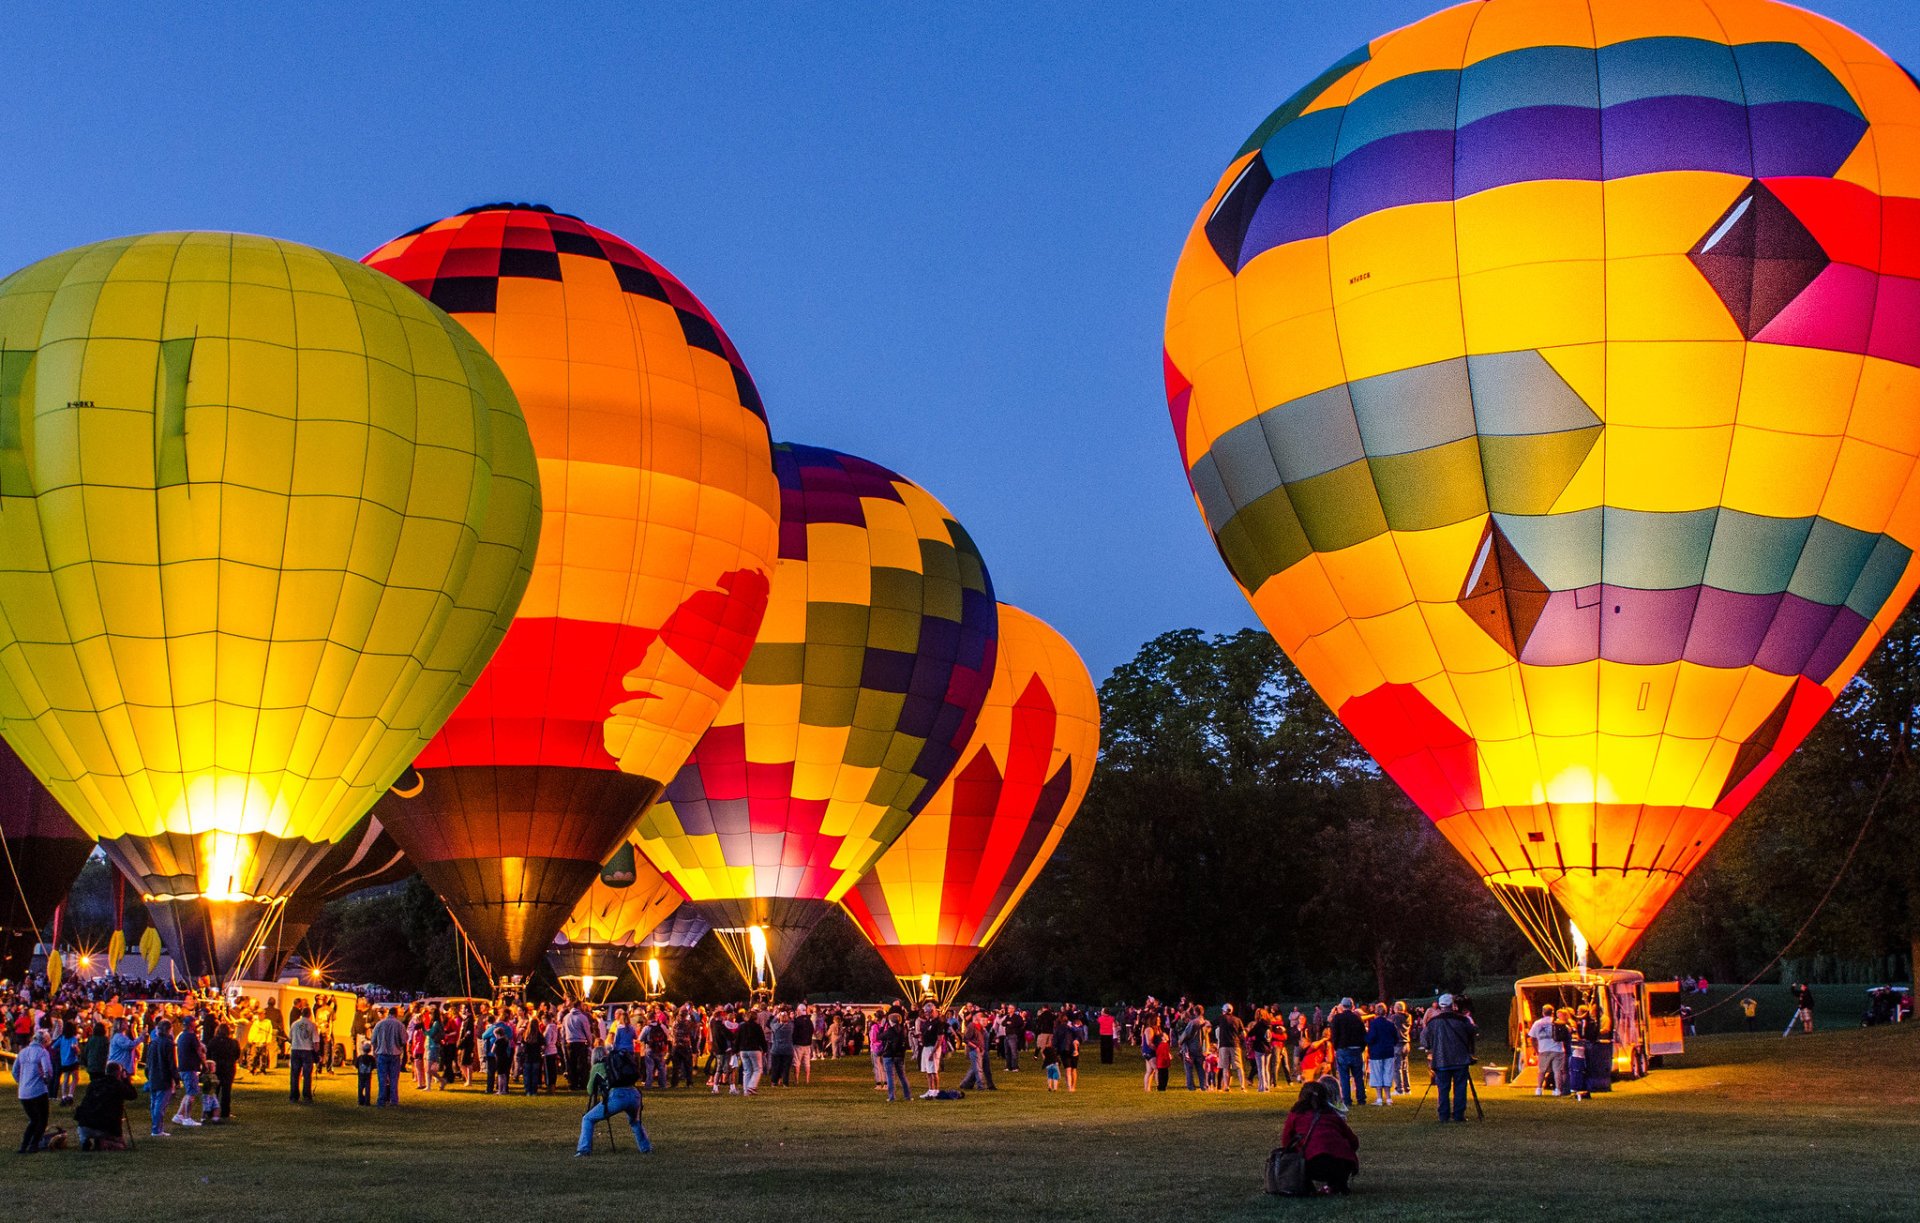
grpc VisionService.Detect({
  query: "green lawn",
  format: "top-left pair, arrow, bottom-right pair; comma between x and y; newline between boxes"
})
9,1021 -> 1917,1221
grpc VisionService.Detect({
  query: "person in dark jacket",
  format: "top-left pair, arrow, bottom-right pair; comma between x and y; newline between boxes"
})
83,1021 -> 111,1082
204,1021 -> 242,1123
1420,994 -> 1478,1123
1279,1079 -> 1361,1194
1328,999 -> 1367,1109
144,1018 -> 178,1138
74,1063 -> 139,1151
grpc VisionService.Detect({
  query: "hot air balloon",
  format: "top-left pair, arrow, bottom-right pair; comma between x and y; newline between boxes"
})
1,740 -> 94,977
1165,0 -> 1920,967
634,443 -> 998,992
548,841 -> 683,1000
843,603 -> 1099,1004
247,815 -> 412,979
363,205 -> 780,987
0,232 -> 541,981
633,903 -> 711,996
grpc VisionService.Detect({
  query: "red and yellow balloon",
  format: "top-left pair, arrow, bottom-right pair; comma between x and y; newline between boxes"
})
842,603 -> 1099,999
363,205 -> 780,982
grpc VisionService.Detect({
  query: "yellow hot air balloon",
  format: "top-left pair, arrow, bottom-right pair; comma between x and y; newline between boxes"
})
843,604 -> 1100,1003
548,840 -> 683,998
1163,0 -> 1920,966
0,232 -> 541,980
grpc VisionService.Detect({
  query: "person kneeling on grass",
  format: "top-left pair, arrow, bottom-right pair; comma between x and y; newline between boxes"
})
576,1046 -> 651,1157
1280,1080 -> 1361,1195
75,1063 -> 139,1152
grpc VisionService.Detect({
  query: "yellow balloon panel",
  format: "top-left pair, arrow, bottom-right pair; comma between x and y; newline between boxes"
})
1165,0 -> 1920,963
556,841 -> 684,949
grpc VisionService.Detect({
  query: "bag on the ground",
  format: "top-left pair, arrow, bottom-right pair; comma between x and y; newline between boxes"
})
1265,1111 -> 1320,1196
1266,1146 -> 1307,1196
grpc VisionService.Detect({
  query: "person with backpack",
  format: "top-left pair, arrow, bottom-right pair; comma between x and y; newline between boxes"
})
575,1045 -> 650,1156
879,1010 -> 911,1102
1275,1079 -> 1360,1195
74,1061 -> 138,1151
1421,993 -> 1477,1123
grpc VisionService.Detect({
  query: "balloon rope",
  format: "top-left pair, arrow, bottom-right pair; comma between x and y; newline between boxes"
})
1689,755 -> 1894,1021
0,825 -> 50,963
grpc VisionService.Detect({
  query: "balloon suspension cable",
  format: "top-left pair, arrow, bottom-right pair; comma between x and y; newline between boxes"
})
713,925 -> 776,1000
443,912 -> 489,1000
896,973 -> 965,1010
1487,881 -> 1577,974
0,825 -> 51,965
1688,755 -> 1896,1021
229,898 -> 287,987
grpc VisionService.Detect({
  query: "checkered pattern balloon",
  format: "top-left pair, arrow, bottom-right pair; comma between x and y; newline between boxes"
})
1164,0 -> 1920,965
635,443 -> 997,963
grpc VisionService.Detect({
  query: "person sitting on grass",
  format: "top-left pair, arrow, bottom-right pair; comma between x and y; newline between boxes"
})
74,1062 -> 138,1152
1280,1080 -> 1361,1195
575,1045 -> 650,1157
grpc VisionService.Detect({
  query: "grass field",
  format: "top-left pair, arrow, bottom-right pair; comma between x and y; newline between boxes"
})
9,1020 -> 1917,1221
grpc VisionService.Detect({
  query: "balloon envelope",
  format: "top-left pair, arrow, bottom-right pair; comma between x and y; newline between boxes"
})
635,443 -> 998,975
0,232 -> 541,979
1163,0 -> 1920,964
364,206 -> 780,980
843,604 -> 1099,982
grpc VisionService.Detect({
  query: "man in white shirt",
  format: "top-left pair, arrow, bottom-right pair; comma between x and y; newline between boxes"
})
1529,1010 -> 1567,1096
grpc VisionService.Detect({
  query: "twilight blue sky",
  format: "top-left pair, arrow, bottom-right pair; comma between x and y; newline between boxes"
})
5,1 -> 1913,679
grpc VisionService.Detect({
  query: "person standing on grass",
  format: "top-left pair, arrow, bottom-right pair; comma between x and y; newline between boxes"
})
736,1006 -> 769,1095
107,1018 -> 137,1080
1098,1007 -> 1117,1064
205,1020 -> 240,1123
1392,1002 -> 1413,1094
247,1009 -> 275,1075
1214,1004 -> 1248,1091
1785,983 -> 1815,1036
1422,993 -> 1476,1124
563,1001 -> 593,1091
879,1010 -> 911,1102
372,1006 -> 407,1107
1364,1004 -> 1398,1106
144,1017 -> 178,1137
1740,996 -> 1758,1031
1329,999 -> 1367,1109
916,1003 -> 947,1096
14,1028 -> 53,1154
767,1007 -> 795,1087
958,1007 -> 996,1091
1529,1006 -> 1566,1096
288,1005 -> 319,1103
791,1004 -> 815,1084
1053,1008 -> 1083,1093
171,1014 -> 205,1128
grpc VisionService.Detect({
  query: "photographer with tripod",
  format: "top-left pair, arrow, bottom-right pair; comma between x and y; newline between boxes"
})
1421,994 -> 1478,1124
575,1044 -> 651,1157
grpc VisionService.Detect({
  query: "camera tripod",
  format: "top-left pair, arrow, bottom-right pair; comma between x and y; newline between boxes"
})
1415,1064 -> 1485,1120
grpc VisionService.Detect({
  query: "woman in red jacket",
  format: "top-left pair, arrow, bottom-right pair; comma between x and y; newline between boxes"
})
1279,1080 -> 1361,1195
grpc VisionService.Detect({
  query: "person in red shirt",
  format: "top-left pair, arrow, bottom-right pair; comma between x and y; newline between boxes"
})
1279,1079 -> 1361,1195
